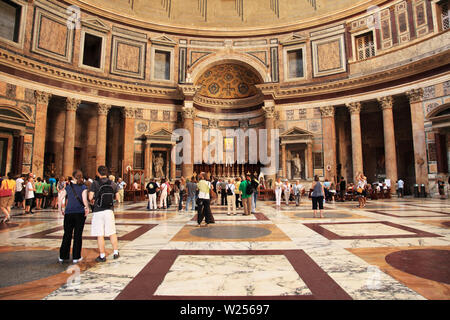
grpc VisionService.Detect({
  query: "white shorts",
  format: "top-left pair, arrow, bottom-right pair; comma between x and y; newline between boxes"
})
90,210 -> 116,237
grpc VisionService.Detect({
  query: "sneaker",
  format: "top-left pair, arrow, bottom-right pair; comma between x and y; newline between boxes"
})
95,255 -> 106,262
73,257 -> 83,264
113,253 -> 120,260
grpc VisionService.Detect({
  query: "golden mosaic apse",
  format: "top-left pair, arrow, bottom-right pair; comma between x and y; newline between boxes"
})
196,64 -> 262,99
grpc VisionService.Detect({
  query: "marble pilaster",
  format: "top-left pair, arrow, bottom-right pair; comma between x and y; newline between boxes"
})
122,107 -> 135,172
320,106 -> 336,182
62,97 -> 80,177
96,103 -> 111,170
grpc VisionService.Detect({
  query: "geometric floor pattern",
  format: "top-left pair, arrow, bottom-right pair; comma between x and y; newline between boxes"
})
0,197 -> 449,300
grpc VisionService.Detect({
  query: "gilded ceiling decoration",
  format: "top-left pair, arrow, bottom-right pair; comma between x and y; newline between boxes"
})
196,64 -> 262,99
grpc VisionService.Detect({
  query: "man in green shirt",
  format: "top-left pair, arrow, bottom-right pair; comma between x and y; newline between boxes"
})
239,175 -> 253,216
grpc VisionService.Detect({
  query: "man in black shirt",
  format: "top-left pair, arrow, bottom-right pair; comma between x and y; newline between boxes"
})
339,177 -> 346,202
146,178 -> 158,210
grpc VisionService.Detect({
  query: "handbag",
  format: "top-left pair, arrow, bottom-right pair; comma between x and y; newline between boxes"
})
0,181 -> 12,197
357,187 -> 363,193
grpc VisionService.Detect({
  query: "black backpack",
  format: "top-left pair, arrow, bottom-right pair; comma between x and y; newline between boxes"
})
246,181 -> 255,195
96,180 -> 115,209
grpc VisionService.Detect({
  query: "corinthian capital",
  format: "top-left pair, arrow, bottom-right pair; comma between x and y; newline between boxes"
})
97,103 -> 111,116
377,96 -> 393,110
262,105 -> 275,119
319,106 -> 335,118
65,97 -> 81,111
406,88 -> 424,103
122,107 -> 135,119
346,102 -> 362,114
182,106 -> 196,119
35,91 -> 52,105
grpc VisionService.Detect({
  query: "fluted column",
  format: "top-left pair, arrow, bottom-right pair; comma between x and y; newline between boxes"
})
307,142 -> 313,179
171,144 -> 176,180
182,105 -> 195,178
378,96 -> 398,191
346,102 -> 363,182
96,103 -> 111,169
122,107 -> 135,172
32,91 -> 52,177
63,97 -> 80,177
320,106 -> 336,182
281,143 -> 287,178
262,99 -> 276,180
406,88 -> 428,191
179,85 -> 200,179
145,142 -> 152,178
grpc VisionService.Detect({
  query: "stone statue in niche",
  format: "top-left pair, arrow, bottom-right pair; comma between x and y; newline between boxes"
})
153,153 -> 165,178
292,153 -> 302,178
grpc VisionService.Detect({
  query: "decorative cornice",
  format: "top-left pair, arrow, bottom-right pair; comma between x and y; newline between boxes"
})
346,102 -> 362,114
319,106 -> 335,118
406,88 -> 424,103
97,103 -> 111,115
193,93 -> 264,109
178,84 -> 201,98
34,90 -> 51,105
65,97 -> 81,111
377,96 -> 394,110
182,106 -> 196,119
0,47 -> 181,99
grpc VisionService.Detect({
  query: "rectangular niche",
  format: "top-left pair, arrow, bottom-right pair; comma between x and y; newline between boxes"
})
151,46 -> 175,82
283,43 -> 307,81
110,35 -> 146,79
79,29 -> 106,71
31,5 -> 74,63
0,0 -> 26,46
312,33 -> 347,77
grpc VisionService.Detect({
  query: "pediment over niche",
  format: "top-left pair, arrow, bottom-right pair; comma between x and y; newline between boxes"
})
145,128 -> 176,145
147,128 -> 173,137
150,35 -> 176,47
281,33 -> 308,46
81,18 -> 110,32
280,126 -> 313,143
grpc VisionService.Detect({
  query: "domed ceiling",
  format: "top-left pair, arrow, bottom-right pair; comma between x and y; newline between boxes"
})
196,64 -> 262,99
70,0 -> 378,35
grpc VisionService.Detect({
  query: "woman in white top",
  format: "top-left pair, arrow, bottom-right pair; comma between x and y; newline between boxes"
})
159,178 -> 168,209
356,173 -> 368,208
283,180 -> 291,206
226,179 -> 236,216
24,176 -> 35,215
274,177 -> 283,208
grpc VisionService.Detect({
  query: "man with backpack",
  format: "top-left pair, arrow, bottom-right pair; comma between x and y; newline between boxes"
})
89,165 -> 119,262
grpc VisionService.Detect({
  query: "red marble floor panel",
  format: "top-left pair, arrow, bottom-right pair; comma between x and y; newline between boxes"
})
115,249 -> 352,300
19,223 -> 158,241
303,221 -> 443,240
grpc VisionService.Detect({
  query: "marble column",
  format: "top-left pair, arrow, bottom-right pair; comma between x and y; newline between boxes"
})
63,97 -> 80,177
262,99 -> 276,180
32,91 -> 52,177
281,144 -> 287,178
145,142 -> 152,179
346,102 -> 363,182
122,107 -> 135,172
337,114 -> 349,181
320,106 -> 337,182
307,142 -> 313,179
406,88 -> 429,191
96,103 -> 111,170
378,96 -> 398,191
12,130 -> 25,175
181,104 -> 195,179
171,144 -> 176,180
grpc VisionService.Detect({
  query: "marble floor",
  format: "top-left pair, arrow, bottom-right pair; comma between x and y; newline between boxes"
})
0,197 -> 449,301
